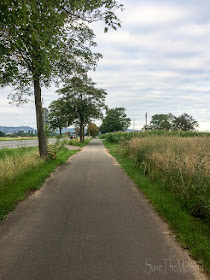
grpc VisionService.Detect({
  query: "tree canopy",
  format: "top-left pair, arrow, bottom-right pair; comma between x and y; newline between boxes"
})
0,0 -> 123,156
148,113 -> 198,131
173,113 -> 198,131
149,113 -> 174,130
48,99 -> 70,135
100,107 -> 131,133
57,76 -> 107,141
87,123 -> 99,137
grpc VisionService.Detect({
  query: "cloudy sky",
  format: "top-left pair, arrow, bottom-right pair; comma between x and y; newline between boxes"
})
0,0 -> 210,131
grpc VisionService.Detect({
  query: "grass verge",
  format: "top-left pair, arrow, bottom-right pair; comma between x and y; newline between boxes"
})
67,138 -> 92,146
103,140 -> 210,275
0,146 -> 37,159
0,146 -> 79,220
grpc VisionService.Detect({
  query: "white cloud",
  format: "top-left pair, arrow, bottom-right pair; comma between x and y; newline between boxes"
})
0,0 -> 210,131
122,3 -> 190,25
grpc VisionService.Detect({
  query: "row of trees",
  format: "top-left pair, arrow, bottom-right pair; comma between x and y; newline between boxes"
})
49,76 -> 107,141
147,113 -> 199,131
0,131 -> 36,137
49,100 -> 198,137
0,0 -> 123,156
48,77 -> 131,138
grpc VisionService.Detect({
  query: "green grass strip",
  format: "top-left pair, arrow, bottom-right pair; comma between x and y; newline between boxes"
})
103,140 -> 210,275
0,147 -> 79,220
0,146 -> 37,159
67,138 -> 92,146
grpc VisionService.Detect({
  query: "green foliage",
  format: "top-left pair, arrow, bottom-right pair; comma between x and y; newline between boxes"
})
100,130 -> 210,143
44,125 -> 51,143
0,0 -> 123,98
68,138 -> 91,146
148,113 -> 199,131
173,113 -> 199,131
56,135 -> 63,139
0,131 -> 6,137
149,113 -> 174,130
47,143 -> 58,159
0,146 -> 37,159
57,76 -> 107,141
1,0 -> 64,89
100,107 -> 131,133
0,0 -> 123,156
48,99 -> 69,135
87,123 -> 99,137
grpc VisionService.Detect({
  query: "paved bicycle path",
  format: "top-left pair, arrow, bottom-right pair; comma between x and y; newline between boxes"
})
0,139 -> 205,280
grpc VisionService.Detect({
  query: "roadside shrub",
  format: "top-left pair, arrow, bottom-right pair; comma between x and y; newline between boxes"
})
68,139 -> 81,146
55,135 -> 63,146
47,144 -> 58,159
68,138 -> 91,146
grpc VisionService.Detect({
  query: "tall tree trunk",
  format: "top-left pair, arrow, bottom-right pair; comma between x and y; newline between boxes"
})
80,122 -> 83,142
82,126 -> 85,141
59,128 -> 62,135
34,76 -> 48,157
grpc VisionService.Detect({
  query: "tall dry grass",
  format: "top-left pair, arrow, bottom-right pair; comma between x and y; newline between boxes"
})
0,149 -> 44,186
119,136 -> 210,220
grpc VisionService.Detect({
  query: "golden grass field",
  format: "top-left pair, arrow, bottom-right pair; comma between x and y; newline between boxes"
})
0,137 -> 38,141
118,135 -> 210,219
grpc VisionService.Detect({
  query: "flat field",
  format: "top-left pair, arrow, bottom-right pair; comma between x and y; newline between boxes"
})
0,137 -> 38,141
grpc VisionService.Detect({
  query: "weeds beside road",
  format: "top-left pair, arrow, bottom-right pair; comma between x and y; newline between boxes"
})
68,138 -> 92,146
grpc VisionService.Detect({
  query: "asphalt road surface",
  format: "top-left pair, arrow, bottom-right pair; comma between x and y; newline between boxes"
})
0,139 -> 205,280
0,138 -> 56,149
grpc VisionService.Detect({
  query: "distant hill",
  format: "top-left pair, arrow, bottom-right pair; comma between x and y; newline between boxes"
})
59,128 -> 76,133
0,126 -> 36,134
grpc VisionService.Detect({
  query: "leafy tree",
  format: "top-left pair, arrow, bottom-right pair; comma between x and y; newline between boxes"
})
49,99 -> 70,135
173,113 -> 199,131
0,0 -> 123,156
0,1 -> 67,156
149,113 -> 175,130
0,131 -> 5,137
87,123 -> 99,137
17,131 -> 26,137
100,107 -> 131,133
57,76 -> 107,141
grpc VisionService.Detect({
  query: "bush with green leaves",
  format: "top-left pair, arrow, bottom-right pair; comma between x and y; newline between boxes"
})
47,144 -> 58,159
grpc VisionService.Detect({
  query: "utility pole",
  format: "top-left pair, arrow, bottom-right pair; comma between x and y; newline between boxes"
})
145,113 -> 148,130
133,118 -> 135,131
